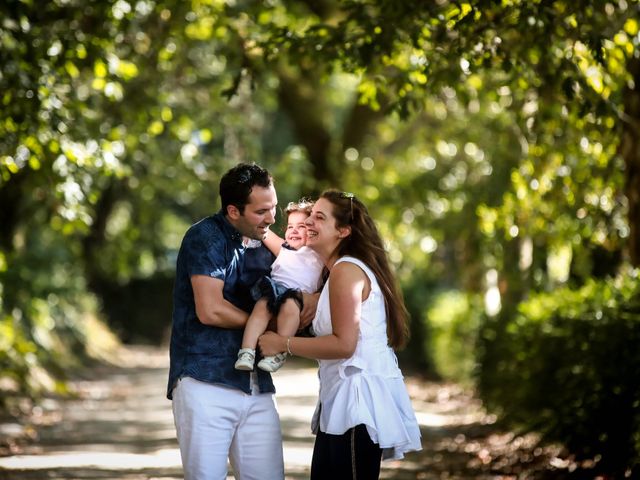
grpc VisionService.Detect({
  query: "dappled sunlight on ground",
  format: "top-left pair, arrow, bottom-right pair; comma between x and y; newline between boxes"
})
0,449 -> 181,470
1,347 -> 324,479
0,345 -> 588,479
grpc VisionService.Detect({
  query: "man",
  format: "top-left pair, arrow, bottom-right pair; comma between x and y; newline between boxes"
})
167,163 -> 293,479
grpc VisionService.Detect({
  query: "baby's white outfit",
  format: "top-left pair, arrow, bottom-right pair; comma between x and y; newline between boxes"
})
271,245 -> 324,293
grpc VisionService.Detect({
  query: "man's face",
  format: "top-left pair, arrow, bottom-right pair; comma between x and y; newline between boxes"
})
231,184 -> 277,240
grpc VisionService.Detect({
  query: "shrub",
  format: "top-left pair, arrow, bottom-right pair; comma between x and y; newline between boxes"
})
427,290 -> 483,384
478,269 -> 640,476
0,241 -> 120,415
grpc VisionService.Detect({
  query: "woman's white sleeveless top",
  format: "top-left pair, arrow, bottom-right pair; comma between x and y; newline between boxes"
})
311,256 -> 422,460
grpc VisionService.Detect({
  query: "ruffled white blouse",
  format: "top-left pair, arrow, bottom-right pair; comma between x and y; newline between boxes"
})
311,256 -> 422,460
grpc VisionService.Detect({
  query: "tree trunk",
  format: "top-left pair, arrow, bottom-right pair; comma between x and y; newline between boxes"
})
0,169 -> 28,251
277,71 -> 336,186
621,57 -> 640,267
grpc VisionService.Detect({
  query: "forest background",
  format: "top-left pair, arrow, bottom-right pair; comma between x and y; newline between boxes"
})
1,0 -> 640,476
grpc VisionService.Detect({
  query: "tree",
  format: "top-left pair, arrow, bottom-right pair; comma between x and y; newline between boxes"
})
1,2 -> 637,442
253,0 -> 638,269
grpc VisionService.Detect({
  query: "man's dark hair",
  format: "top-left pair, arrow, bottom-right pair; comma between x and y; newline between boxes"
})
219,163 -> 273,214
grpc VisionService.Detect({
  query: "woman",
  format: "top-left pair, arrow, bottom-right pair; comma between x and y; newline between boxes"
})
259,190 -> 422,479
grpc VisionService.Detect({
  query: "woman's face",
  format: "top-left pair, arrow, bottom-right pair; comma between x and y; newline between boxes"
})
284,211 -> 309,250
304,198 -> 346,259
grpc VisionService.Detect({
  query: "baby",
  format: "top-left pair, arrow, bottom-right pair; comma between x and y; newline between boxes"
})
235,198 -> 324,372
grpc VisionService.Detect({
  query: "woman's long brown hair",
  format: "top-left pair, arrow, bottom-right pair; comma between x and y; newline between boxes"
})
321,190 -> 410,350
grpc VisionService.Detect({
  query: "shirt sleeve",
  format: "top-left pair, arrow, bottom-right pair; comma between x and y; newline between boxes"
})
182,222 -> 227,280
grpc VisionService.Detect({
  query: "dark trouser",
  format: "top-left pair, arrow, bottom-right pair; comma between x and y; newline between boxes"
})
310,424 -> 383,479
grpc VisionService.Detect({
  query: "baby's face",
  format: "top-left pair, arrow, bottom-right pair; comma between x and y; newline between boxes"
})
285,211 -> 310,249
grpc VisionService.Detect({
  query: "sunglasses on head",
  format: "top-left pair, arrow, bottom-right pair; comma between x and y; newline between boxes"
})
339,192 -> 355,222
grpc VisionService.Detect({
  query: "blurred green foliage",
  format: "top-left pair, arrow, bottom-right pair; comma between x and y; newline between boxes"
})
426,290 -> 484,385
1,1 -> 640,472
478,269 -> 640,475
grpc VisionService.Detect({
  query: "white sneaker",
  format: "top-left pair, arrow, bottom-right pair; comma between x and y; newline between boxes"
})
257,353 -> 287,373
234,348 -> 256,371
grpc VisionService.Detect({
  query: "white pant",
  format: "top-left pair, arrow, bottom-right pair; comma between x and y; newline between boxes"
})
172,376 -> 284,480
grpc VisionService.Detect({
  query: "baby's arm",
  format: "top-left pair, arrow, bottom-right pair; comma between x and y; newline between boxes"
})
240,299 -> 273,349
263,229 -> 285,256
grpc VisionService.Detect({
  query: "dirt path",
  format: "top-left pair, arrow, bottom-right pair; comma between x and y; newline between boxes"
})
0,346 -> 570,479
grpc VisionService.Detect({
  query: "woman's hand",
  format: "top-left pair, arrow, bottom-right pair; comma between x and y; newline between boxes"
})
258,331 -> 287,356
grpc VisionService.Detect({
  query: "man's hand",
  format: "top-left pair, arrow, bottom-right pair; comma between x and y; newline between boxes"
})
299,292 -> 319,328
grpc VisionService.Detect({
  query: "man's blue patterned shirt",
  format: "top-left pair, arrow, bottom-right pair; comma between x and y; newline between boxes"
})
167,212 -> 276,399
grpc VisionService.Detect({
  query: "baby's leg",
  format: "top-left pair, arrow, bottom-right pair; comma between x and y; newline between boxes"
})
275,298 -> 302,337
241,299 -> 273,349
256,298 -> 301,373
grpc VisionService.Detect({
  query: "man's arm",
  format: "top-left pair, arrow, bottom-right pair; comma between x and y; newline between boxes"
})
192,275 -> 249,328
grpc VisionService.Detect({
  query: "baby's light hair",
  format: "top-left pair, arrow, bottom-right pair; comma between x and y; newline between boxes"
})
285,197 -> 314,217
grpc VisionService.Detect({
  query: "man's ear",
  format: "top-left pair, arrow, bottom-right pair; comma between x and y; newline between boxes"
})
338,226 -> 352,239
227,205 -> 241,220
